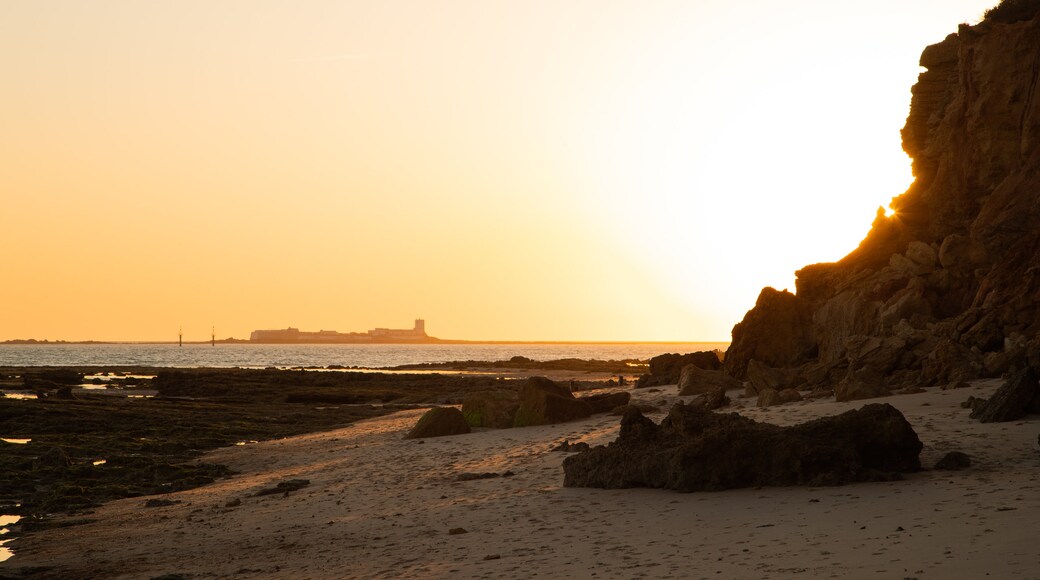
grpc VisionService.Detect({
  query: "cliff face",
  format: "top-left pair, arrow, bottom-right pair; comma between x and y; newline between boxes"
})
725,10 -> 1040,397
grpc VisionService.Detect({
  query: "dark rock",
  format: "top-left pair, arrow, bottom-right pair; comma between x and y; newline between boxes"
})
461,390 -> 519,429
970,367 -> 1040,423
563,403 -> 921,491
580,391 -> 631,414
690,386 -> 729,411
725,288 -> 817,379
253,478 -> 310,497
448,527 -> 468,535
934,451 -> 971,470
512,377 -> 592,427
746,360 -> 793,396
757,388 -> 780,408
777,389 -> 803,404
405,407 -> 472,439
678,365 -> 741,396
835,367 -> 891,403
24,369 -> 83,387
637,352 -> 721,388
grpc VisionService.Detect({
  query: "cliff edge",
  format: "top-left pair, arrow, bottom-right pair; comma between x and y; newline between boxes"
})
725,3 -> 1040,403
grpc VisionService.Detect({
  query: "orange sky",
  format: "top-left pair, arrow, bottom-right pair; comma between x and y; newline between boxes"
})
1,1 -> 998,342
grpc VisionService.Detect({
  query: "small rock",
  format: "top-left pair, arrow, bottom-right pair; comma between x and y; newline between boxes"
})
934,451 -> 971,471
483,554 -> 501,561
448,527 -> 468,535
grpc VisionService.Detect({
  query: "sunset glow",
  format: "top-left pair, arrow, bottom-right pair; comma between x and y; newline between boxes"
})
1,0 -> 997,342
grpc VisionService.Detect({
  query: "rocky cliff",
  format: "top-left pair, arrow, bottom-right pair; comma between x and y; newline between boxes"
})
725,4 -> 1040,402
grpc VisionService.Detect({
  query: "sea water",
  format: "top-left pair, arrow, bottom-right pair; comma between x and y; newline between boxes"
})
0,342 -> 728,368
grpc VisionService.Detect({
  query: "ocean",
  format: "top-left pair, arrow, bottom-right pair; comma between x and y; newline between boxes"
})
0,342 -> 729,368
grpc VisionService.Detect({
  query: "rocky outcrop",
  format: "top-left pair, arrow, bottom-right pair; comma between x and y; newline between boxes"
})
580,391 -> 631,414
689,386 -> 730,411
678,364 -> 741,396
969,366 -> 1040,422
512,376 -> 593,427
404,407 -> 472,439
637,352 -> 721,388
562,403 -> 922,491
461,390 -> 519,428
724,9 -> 1040,407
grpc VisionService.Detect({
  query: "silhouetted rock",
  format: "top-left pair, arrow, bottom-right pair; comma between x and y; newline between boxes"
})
723,14 -> 1040,397
637,352 -> 721,388
461,390 -> 519,428
512,376 -> 592,427
934,451 -> 971,470
745,360 -> 794,397
404,407 -> 472,439
580,391 -> 631,414
24,369 -> 83,387
724,288 -> 817,380
253,478 -> 311,497
678,365 -> 741,396
563,403 -> 921,491
970,367 -> 1040,423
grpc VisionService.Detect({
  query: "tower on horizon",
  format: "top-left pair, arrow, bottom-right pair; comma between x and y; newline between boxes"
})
414,319 -> 425,334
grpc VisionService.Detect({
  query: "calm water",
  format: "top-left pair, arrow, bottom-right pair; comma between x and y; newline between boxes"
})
0,342 -> 728,368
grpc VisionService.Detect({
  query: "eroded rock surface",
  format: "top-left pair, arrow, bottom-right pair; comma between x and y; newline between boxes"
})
563,403 -> 922,491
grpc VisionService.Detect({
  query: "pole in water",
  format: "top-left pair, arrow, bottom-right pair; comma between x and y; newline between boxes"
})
179,326 -> 183,348
211,326 -> 215,347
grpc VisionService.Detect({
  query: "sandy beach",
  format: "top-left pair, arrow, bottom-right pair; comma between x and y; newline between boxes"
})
4,379 -> 1038,579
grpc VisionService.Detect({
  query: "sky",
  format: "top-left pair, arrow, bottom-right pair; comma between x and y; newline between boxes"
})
1,0 -> 1000,342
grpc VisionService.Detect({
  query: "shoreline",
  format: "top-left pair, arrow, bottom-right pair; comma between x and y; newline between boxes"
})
3,378 -> 1038,578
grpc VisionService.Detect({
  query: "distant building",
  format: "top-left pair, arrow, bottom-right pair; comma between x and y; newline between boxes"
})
249,319 -> 430,343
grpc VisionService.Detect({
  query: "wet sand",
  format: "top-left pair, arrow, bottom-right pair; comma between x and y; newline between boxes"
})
4,380 -> 1039,579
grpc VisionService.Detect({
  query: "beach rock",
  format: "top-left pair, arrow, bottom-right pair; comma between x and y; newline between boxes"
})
835,367 -> 891,403
757,388 -> 780,408
678,365 -> 741,396
563,403 -> 922,491
969,367 -> 1040,423
461,390 -> 519,429
580,391 -> 631,414
512,376 -> 592,427
934,451 -> 971,471
746,360 -> 793,396
690,386 -> 729,411
610,403 -> 657,416
637,351 -> 721,388
724,288 -> 817,379
404,407 -> 472,439
24,369 -> 83,387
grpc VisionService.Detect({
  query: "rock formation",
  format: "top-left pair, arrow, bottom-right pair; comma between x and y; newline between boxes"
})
637,351 -> 722,388
404,407 -> 471,439
512,376 -> 593,427
677,364 -> 742,396
461,389 -> 520,428
562,403 -> 922,491
724,7 -> 1040,417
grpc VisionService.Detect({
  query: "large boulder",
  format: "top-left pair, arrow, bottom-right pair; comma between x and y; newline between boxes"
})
678,364 -> 741,396
637,352 -> 721,388
970,366 -> 1040,423
745,360 -> 794,396
461,390 -> 519,428
835,367 -> 891,402
690,386 -> 730,411
580,391 -> 631,414
513,377 -> 593,427
563,403 -> 922,491
404,407 -> 472,439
